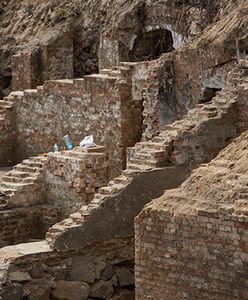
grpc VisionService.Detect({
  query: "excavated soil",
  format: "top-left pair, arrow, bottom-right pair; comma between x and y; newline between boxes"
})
149,130 -> 248,215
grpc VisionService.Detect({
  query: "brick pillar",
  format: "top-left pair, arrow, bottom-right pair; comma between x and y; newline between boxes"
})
11,52 -> 34,91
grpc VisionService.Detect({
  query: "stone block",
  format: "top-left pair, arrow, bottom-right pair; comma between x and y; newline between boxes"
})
89,279 -> 114,299
51,280 -> 90,300
70,255 -> 106,283
114,267 -> 134,288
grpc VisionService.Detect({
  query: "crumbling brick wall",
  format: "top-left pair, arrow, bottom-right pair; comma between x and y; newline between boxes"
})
135,209 -> 248,300
99,2 -> 218,70
0,108 -> 15,166
45,146 -> 109,219
13,73 -> 135,178
142,46 -> 236,140
11,35 -> 73,91
0,206 -> 58,247
135,131 -> 248,300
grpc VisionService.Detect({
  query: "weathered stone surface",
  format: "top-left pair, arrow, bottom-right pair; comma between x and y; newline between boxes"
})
110,289 -> 135,300
100,263 -> 114,281
1,285 -> 23,300
89,279 -> 114,299
9,270 -> 31,282
51,280 -> 90,300
70,255 -> 106,283
23,279 -> 51,300
114,267 -> 134,288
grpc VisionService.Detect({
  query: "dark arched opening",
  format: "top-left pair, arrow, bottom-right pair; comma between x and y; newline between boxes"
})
200,87 -> 222,103
129,29 -> 174,62
0,72 -> 12,99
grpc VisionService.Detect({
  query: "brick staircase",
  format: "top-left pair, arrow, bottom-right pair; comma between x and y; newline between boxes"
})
0,156 -> 46,210
46,64 -> 247,243
126,90 -> 236,170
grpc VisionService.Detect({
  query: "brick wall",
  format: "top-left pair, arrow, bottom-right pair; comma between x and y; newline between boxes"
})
142,46 -> 236,139
135,130 -> 248,300
41,34 -> 74,81
45,146 -> 108,219
11,35 -> 73,92
236,60 -> 248,133
0,205 -> 58,247
0,107 -> 15,166
0,148 -> 108,247
135,209 -> 248,299
12,52 -> 35,91
13,72 -> 135,178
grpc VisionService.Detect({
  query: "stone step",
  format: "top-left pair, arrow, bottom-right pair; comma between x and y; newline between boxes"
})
0,188 -> 17,196
1,175 -> 34,184
14,164 -> 39,173
113,175 -> 130,184
127,158 -> 158,167
151,136 -> 167,143
93,193 -> 106,201
0,197 -> 9,205
8,170 -> 32,178
0,107 -> 7,113
29,156 -> 47,163
0,182 -> 34,190
202,105 -> 217,112
0,204 -> 9,210
127,163 -> 153,171
132,142 -> 166,151
0,104 -> 12,109
122,169 -> 139,177
135,149 -> 166,158
98,186 -> 116,195
98,182 -> 126,196
21,160 -> 44,168
198,109 -> 218,118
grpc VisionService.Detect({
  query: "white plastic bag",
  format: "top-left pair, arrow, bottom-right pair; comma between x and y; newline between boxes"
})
80,135 -> 96,148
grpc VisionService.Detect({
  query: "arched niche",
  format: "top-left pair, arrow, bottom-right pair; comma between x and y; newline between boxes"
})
129,29 -> 174,62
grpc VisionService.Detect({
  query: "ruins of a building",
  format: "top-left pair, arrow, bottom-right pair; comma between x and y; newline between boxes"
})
0,0 -> 247,299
